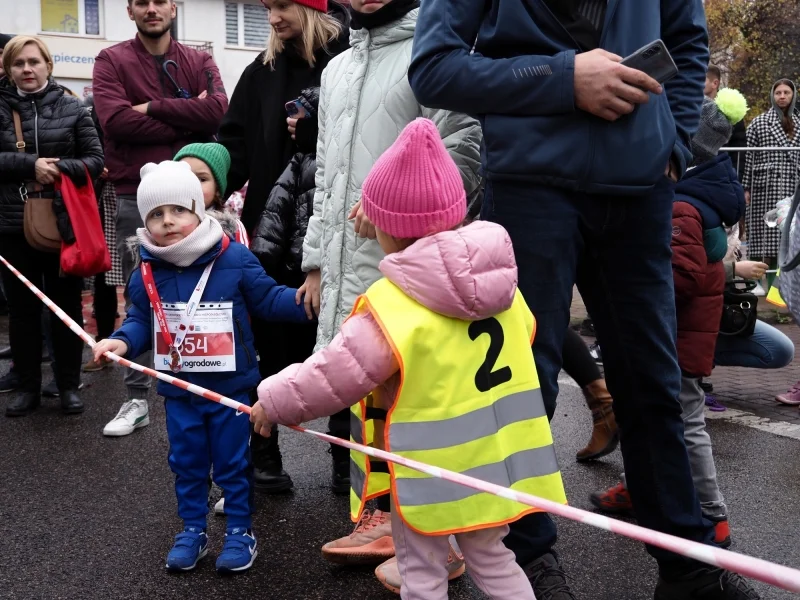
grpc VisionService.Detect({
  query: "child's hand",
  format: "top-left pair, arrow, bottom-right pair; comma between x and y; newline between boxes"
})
250,402 -> 273,438
93,339 -> 128,364
296,269 -> 321,320
348,198 -> 376,239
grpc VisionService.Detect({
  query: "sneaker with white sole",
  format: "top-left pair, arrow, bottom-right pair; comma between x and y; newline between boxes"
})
214,497 -> 225,515
103,399 -> 149,437
375,541 -> 466,594
321,509 -> 394,564
216,528 -> 258,573
165,527 -> 208,572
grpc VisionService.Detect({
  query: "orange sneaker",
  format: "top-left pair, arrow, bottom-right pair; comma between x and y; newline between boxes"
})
713,519 -> 732,549
375,542 -> 466,595
321,509 -> 394,565
589,481 -> 633,514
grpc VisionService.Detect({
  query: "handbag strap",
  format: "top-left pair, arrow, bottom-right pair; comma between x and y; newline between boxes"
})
12,111 -> 25,153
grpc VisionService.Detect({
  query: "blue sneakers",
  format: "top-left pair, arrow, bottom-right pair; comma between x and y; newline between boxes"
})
216,528 -> 258,574
165,527 -> 208,572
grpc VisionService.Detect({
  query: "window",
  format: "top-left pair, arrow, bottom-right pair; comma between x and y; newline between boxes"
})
225,2 -> 270,49
40,0 -> 102,36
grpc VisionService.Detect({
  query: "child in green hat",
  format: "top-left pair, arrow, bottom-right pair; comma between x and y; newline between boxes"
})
175,143 -> 249,247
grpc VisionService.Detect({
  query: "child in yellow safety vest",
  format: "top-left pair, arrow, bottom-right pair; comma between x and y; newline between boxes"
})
251,118 -> 567,599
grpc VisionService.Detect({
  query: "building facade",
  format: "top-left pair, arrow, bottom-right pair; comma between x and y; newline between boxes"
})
1,0 -> 274,98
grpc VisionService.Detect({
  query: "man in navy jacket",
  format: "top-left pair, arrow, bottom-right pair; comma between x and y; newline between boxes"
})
409,1 -> 759,598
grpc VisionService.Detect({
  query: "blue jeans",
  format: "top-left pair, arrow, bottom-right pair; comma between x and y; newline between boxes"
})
483,178 -> 714,575
715,319 -> 795,369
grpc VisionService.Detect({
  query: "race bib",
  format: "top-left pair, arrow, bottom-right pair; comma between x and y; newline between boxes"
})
153,302 -> 236,372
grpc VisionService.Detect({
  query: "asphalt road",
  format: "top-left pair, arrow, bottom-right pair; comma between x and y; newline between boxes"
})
0,347 -> 798,600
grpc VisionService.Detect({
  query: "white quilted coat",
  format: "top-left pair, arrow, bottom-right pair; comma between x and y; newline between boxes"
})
302,9 -> 483,351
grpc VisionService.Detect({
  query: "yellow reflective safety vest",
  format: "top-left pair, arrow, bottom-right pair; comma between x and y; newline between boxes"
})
349,389 -> 391,521
349,277 -> 567,535
767,270 -> 787,308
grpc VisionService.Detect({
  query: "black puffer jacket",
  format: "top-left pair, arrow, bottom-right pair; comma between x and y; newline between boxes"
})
251,152 -> 316,288
0,77 -> 104,234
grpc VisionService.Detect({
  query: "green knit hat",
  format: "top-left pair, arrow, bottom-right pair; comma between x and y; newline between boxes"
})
174,143 -> 231,196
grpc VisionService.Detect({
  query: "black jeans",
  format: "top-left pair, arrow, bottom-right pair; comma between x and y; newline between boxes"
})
93,271 -> 118,341
562,326 -> 601,388
482,178 -> 713,576
0,234 -> 83,393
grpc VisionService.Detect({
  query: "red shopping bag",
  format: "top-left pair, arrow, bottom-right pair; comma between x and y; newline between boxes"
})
57,169 -> 111,277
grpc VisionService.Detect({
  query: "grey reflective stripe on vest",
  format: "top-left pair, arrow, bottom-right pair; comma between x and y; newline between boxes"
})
351,460 -> 366,501
389,389 -> 546,452
394,445 -> 559,507
350,410 -> 363,445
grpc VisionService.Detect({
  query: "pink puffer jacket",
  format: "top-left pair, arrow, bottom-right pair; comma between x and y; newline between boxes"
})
256,221 -> 519,425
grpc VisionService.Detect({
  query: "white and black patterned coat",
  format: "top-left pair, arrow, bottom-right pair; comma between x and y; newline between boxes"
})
742,107 -> 800,257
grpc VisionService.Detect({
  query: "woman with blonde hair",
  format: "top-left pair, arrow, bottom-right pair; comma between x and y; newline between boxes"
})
0,35 -> 103,417
218,0 -> 349,494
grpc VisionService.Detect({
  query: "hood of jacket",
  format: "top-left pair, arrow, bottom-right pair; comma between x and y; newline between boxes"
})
378,221 -> 518,320
350,7 -> 416,49
674,154 -> 745,229
771,78 -> 798,115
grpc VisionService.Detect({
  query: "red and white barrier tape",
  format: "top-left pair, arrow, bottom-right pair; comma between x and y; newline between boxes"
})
2,252 -> 798,593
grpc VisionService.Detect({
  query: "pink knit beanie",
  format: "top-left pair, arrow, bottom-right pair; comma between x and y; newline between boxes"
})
362,118 -> 466,239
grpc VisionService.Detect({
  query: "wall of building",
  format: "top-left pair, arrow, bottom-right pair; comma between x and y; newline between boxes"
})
1,0 -> 263,98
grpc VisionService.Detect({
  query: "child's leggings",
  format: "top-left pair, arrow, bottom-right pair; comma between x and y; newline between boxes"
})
165,392 -> 253,530
679,375 -> 727,520
392,508 -> 535,599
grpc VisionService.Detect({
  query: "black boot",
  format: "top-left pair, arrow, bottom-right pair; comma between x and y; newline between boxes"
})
655,567 -> 760,599
251,424 -> 293,494
523,552 -> 576,600
6,392 -> 40,417
330,443 -> 350,495
60,389 -> 84,415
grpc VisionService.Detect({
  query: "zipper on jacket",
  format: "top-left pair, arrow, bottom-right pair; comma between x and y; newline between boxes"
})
235,318 -> 252,365
32,100 -> 39,155
337,37 -> 371,316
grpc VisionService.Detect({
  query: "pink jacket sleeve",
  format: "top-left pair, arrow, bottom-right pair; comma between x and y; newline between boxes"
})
257,311 -> 399,426
147,54 -> 228,134
92,51 -> 183,144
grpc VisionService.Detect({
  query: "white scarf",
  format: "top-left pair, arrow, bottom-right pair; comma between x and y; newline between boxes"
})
137,216 -> 224,267
17,81 -> 49,96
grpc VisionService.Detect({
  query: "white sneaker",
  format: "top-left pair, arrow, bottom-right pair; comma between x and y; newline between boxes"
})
103,399 -> 149,437
214,498 -> 225,516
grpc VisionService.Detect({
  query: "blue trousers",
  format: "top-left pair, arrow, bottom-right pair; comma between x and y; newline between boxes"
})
165,392 -> 253,530
483,177 -> 714,576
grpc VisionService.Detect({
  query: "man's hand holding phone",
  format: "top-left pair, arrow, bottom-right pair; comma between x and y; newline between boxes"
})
574,49 -> 663,122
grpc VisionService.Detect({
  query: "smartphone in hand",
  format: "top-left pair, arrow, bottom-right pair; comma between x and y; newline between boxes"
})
285,99 -> 308,119
621,40 -> 678,85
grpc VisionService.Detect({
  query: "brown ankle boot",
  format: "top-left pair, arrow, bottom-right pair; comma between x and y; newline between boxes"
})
576,379 -> 619,462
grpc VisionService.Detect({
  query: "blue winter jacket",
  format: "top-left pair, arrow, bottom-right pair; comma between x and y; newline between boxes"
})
409,0 -> 709,194
111,239 -> 309,399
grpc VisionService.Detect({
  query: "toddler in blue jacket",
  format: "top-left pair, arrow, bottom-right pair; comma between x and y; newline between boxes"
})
94,161 -> 310,574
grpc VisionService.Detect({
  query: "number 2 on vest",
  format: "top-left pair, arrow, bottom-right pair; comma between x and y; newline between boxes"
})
468,318 -> 513,392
